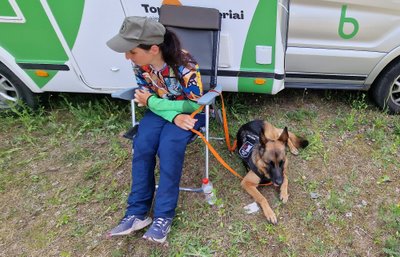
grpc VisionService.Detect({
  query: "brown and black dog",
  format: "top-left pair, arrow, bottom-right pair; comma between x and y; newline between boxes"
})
236,120 -> 308,224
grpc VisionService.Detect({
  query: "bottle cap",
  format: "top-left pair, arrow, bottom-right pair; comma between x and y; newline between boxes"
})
202,178 -> 209,184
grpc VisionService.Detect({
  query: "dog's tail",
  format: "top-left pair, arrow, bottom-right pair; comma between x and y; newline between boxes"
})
290,134 -> 309,149
287,132 -> 309,155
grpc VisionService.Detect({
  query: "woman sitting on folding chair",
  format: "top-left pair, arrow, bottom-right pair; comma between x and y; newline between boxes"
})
106,16 -> 205,243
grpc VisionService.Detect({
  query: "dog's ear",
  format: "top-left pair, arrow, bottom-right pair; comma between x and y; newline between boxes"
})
278,127 -> 289,144
259,129 -> 268,145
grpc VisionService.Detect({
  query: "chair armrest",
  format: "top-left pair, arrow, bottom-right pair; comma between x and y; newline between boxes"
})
111,87 -> 139,101
197,84 -> 222,105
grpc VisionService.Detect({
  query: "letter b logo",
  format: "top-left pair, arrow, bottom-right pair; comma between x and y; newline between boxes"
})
339,5 -> 359,39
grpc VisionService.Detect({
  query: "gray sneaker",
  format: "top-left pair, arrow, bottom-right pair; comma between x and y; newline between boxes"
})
142,217 -> 173,243
107,215 -> 152,238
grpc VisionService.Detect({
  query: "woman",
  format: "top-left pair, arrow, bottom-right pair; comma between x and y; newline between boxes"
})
106,16 -> 204,244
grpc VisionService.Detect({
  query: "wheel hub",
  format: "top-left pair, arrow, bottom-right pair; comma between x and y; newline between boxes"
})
0,73 -> 19,109
390,75 -> 400,107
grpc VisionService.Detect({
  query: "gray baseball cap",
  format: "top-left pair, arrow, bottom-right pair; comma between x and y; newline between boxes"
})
107,16 -> 166,53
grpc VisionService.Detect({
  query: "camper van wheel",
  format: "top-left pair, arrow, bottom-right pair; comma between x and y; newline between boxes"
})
0,63 -> 37,110
372,62 -> 400,114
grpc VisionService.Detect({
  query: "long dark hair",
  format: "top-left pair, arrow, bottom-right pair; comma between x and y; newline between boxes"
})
138,29 -> 192,80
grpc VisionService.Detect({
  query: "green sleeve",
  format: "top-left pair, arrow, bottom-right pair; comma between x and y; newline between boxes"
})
147,95 -> 201,113
148,108 -> 180,123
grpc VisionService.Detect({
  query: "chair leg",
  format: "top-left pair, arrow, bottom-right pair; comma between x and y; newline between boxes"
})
131,100 -> 136,126
178,187 -> 203,192
205,104 -> 210,180
212,102 -> 223,125
178,105 -> 210,193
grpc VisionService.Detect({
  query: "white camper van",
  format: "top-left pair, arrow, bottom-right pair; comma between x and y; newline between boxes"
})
0,0 -> 399,113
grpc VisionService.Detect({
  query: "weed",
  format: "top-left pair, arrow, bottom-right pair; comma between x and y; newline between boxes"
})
303,210 -> 314,224
59,251 -> 71,257
383,231 -> 400,257
30,175 -> 40,183
283,248 -> 298,257
263,223 -> 276,234
70,222 -> 88,238
111,249 -> 125,257
84,162 -> 105,180
379,204 -> 400,256
56,213 -> 72,228
349,92 -> 369,110
285,109 -> 317,122
394,122 -> 400,137
278,233 -> 288,243
300,130 -> 324,161
74,184 -> 95,204
311,237 -> 328,255
325,190 -> 349,214
16,152 -> 47,166
63,147 -> 92,164
334,109 -> 359,133
9,103 -> 47,132
228,222 -> 251,244
377,175 -> 392,184
109,139 -> 130,167
306,180 -> 319,193
61,95 -> 129,135
47,187 -> 66,206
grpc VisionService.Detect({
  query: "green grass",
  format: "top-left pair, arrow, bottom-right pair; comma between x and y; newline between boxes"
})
0,90 -> 399,256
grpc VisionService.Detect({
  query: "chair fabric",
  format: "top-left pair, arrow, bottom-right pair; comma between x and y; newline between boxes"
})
159,5 -> 221,91
159,5 -> 221,30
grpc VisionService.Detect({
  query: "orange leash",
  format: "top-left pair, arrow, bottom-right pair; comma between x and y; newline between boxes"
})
190,95 -> 273,187
220,93 -> 237,152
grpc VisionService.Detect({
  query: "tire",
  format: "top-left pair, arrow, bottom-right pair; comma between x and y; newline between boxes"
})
371,61 -> 400,114
0,62 -> 37,110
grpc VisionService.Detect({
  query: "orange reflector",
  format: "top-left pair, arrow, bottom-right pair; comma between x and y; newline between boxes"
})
35,70 -> 49,77
254,78 -> 266,85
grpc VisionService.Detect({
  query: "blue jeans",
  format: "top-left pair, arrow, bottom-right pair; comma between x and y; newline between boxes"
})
125,110 -> 205,219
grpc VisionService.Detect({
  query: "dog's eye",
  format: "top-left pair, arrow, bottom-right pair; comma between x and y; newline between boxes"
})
269,161 -> 274,167
279,160 -> 285,167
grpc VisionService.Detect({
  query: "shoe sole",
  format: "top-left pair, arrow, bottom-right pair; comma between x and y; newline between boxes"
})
142,226 -> 171,244
108,217 -> 152,237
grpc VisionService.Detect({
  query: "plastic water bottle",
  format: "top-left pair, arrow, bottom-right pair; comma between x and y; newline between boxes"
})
202,178 -> 216,205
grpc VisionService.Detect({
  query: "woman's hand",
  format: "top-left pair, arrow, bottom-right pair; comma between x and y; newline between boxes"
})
174,114 -> 198,130
134,89 -> 152,107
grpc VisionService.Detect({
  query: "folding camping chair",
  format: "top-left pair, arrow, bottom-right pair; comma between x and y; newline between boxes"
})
111,5 -> 222,192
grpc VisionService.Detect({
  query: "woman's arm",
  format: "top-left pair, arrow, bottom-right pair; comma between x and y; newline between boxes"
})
149,109 -> 197,130
147,95 -> 200,112
134,89 -> 201,113
134,90 -> 200,128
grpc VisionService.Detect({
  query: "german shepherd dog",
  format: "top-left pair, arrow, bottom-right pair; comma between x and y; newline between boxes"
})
236,120 -> 308,224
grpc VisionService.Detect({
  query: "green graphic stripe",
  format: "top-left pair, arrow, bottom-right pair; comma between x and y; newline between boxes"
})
238,0 -> 278,93
0,0 -> 17,16
48,0 -> 85,49
238,78 -> 274,93
24,70 -> 58,87
0,0 -> 84,88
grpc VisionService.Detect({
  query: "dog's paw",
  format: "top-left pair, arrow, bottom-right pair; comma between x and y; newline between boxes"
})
289,147 -> 299,155
280,192 -> 289,203
264,209 -> 278,224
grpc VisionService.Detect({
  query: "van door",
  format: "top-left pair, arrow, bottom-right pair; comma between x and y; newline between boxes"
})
285,0 -> 395,88
68,0 -> 135,90
120,0 -> 288,94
